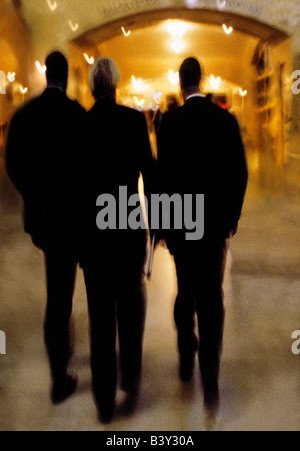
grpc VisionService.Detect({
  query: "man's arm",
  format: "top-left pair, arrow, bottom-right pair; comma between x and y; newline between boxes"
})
137,112 -> 156,233
225,113 -> 248,236
5,111 -> 30,199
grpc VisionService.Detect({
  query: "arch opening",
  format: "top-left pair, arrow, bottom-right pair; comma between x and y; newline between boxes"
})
68,8 -> 293,194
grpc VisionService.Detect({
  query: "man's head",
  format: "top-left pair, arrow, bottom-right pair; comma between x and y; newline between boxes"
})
179,57 -> 202,100
89,57 -> 121,100
45,51 -> 68,91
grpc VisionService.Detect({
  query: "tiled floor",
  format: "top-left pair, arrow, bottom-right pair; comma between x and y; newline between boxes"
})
0,160 -> 299,431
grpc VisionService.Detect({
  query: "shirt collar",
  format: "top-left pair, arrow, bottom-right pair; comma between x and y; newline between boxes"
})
46,81 -> 65,93
186,93 -> 205,102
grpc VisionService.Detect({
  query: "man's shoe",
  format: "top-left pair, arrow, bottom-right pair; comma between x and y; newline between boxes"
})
51,372 -> 78,405
97,400 -> 116,424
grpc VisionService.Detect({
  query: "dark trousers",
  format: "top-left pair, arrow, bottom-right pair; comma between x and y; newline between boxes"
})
172,236 -> 228,387
44,249 -> 77,382
82,237 -> 146,408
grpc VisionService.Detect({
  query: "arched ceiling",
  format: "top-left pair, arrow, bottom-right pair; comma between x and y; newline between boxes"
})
12,0 -> 291,60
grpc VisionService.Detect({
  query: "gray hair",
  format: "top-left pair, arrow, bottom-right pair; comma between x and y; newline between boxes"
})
89,57 -> 120,99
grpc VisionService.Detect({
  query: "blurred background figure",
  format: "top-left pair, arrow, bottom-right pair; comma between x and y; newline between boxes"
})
157,57 -> 248,419
5,51 -> 86,405
165,94 -> 180,113
78,57 -> 154,423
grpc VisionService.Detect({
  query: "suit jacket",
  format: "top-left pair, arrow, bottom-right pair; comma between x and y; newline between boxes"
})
5,88 -> 86,251
77,97 -> 154,265
157,96 -> 248,250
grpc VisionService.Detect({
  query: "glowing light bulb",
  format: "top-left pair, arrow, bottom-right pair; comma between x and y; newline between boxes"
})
223,24 -> 233,35
121,27 -> 131,37
19,85 -> 28,94
132,76 -> 144,92
217,0 -> 226,10
167,20 -> 187,38
47,0 -> 57,11
185,0 -> 199,8
239,88 -> 248,97
152,91 -> 163,102
210,75 -> 221,90
69,20 -> 79,32
171,39 -> 185,54
84,53 -> 95,65
7,72 -> 16,82
133,97 -> 145,110
168,70 -> 179,86
35,61 -> 47,74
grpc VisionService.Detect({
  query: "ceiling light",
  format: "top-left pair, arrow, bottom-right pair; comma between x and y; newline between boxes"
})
84,53 -> 95,65
7,72 -> 16,83
171,39 -> 185,54
47,0 -> 57,11
121,27 -> 131,37
239,88 -> 248,97
35,61 -> 46,74
168,70 -> 179,86
210,75 -> 221,90
166,20 -> 188,38
223,24 -> 233,35
69,20 -> 79,32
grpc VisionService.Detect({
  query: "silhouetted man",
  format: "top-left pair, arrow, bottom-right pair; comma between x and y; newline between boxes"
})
78,58 -> 154,423
157,57 -> 248,417
5,51 -> 86,404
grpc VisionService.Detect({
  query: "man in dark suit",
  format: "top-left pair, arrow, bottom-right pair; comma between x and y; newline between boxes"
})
78,57 -> 154,423
157,57 -> 248,417
5,51 -> 86,404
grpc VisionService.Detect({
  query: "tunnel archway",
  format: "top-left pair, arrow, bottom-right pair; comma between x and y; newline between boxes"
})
68,8 -> 292,194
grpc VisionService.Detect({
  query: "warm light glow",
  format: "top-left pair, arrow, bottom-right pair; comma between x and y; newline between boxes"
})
47,0 -> 57,11
239,88 -> 248,97
19,85 -> 28,94
83,53 -> 95,65
185,0 -> 198,8
152,91 -> 163,103
171,39 -> 185,54
223,24 -> 233,35
121,27 -> 131,37
217,0 -> 227,10
69,20 -> 79,32
166,20 -> 188,38
35,61 -> 47,74
7,72 -> 16,83
133,97 -> 145,109
168,70 -> 179,86
210,75 -> 221,90
132,76 -> 145,92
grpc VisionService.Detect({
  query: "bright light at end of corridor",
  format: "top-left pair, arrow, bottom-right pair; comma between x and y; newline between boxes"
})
210,75 -> 221,90
166,20 -> 189,38
132,76 -> 147,92
171,39 -> 185,54
168,70 -> 179,86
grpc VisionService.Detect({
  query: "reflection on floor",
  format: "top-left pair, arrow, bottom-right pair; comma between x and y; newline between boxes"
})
0,158 -> 299,432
